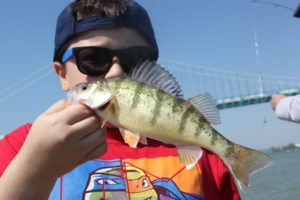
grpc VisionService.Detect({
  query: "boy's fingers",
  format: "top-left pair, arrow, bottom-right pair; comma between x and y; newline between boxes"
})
80,127 -> 106,147
59,104 -> 96,125
70,115 -> 102,139
44,100 -> 69,115
79,141 -> 108,164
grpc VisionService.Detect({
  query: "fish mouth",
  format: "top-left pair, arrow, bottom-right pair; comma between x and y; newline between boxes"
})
86,91 -> 113,110
96,100 -> 111,111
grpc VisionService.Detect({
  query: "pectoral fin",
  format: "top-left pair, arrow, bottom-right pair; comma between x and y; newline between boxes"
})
95,95 -> 118,128
119,128 -> 140,148
177,146 -> 203,170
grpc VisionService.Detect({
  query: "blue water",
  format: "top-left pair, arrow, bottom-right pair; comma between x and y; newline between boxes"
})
240,150 -> 300,200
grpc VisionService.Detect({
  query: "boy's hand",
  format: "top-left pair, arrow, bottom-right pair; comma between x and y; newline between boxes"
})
0,100 -> 107,199
271,94 -> 287,110
20,99 -> 107,178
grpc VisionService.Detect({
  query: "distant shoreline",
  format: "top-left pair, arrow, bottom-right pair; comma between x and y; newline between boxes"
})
270,143 -> 300,152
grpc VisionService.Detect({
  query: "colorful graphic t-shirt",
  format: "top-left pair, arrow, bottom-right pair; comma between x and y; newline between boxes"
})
0,124 -> 240,200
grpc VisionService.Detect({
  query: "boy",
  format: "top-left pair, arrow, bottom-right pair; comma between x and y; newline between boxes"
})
0,0 -> 241,199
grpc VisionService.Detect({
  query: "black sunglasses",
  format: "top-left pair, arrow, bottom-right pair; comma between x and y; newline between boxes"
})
61,46 -> 156,77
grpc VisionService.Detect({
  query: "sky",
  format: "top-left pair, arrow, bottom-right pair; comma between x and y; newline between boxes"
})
0,0 -> 300,150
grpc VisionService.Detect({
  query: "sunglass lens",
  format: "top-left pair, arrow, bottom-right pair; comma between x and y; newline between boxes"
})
119,47 -> 155,74
76,47 -> 111,76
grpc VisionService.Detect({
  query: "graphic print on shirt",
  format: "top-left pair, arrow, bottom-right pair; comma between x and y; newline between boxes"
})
83,156 -> 204,200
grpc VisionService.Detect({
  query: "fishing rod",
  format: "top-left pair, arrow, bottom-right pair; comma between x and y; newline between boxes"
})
251,0 -> 294,12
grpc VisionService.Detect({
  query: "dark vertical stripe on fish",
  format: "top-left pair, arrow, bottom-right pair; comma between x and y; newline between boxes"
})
113,78 -> 124,92
225,143 -> 235,158
150,89 -> 164,126
191,116 -> 205,137
172,98 -> 184,113
112,79 -> 125,121
210,128 -> 218,146
131,82 -> 145,110
179,105 -> 195,135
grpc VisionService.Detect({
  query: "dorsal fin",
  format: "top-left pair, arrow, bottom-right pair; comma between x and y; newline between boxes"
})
129,61 -> 183,98
188,93 -> 221,125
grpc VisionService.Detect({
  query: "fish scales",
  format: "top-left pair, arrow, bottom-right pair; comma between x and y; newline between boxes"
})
106,78 -> 229,151
108,78 -> 185,142
68,61 -> 273,189
97,78 -> 236,158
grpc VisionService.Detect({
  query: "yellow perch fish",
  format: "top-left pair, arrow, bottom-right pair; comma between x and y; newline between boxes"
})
68,61 -> 273,189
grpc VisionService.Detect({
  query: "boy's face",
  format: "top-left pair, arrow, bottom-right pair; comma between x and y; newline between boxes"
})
54,27 -> 149,91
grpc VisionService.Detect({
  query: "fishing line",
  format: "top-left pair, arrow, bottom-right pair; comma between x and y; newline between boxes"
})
251,3 -> 269,127
251,0 -> 294,12
253,25 -> 264,95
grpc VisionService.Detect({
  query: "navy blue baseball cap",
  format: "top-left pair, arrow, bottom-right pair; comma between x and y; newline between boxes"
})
54,0 -> 158,61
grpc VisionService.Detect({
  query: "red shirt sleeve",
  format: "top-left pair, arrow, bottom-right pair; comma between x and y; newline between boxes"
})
0,124 -> 31,177
201,149 -> 241,200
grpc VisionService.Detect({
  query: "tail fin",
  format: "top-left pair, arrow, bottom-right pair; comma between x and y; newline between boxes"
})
225,145 -> 273,189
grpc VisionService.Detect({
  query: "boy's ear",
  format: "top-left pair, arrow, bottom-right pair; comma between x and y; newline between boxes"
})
54,61 -> 69,91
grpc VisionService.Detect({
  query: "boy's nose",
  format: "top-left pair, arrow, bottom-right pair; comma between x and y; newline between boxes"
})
104,56 -> 127,79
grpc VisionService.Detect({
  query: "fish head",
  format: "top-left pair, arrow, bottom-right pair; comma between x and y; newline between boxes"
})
67,80 -> 112,110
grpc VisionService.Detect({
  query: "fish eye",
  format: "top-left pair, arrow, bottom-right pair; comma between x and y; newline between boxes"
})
81,84 -> 88,91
